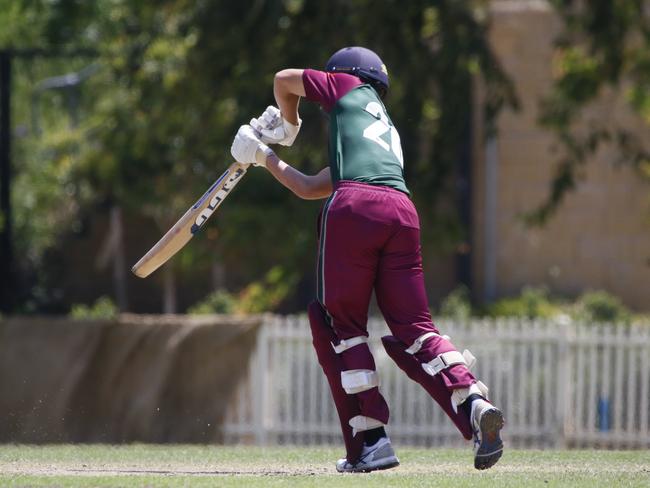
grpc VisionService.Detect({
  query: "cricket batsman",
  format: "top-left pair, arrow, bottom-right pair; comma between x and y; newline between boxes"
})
230,46 -> 504,473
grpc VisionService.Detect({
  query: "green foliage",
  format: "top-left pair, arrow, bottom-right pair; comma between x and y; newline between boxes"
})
439,285 -> 472,320
3,0 -> 515,312
69,296 -> 118,320
234,266 -> 298,314
487,287 -> 559,319
531,0 -> 650,224
187,289 -> 236,315
444,286 -> 638,324
573,290 -> 630,324
188,266 -> 297,315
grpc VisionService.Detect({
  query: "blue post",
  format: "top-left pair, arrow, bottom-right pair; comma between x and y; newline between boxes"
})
598,397 -> 610,432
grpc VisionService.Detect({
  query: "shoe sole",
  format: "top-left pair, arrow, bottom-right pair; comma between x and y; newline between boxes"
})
474,408 -> 504,470
338,457 -> 400,473
354,458 -> 400,473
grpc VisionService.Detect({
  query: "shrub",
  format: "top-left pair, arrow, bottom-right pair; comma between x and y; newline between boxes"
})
235,266 -> 297,314
187,289 -> 236,315
188,266 -> 297,315
69,296 -> 118,319
487,286 -> 558,319
573,290 -> 630,324
439,285 -> 472,320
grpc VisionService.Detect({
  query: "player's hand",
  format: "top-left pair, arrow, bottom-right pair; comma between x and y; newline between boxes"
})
250,105 -> 302,146
231,125 -> 274,167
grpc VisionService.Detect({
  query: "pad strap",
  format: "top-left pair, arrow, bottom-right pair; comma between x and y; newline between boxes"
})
421,350 -> 467,376
462,349 -> 477,370
405,331 -> 452,355
332,336 -> 368,354
405,332 -> 440,354
341,369 -> 379,394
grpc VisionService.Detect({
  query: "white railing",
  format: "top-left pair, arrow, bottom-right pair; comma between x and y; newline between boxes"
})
223,316 -> 650,449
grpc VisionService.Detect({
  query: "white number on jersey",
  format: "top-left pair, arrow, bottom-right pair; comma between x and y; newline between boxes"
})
362,101 -> 404,167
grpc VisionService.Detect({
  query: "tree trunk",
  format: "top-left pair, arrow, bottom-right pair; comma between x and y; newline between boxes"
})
163,266 -> 177,314
110,206 -> 128,311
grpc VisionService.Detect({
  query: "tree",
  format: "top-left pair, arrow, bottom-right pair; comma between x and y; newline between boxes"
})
3,0 -> 515,312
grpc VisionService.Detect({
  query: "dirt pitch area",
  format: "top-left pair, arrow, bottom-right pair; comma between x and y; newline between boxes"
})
1,445 -> 649,487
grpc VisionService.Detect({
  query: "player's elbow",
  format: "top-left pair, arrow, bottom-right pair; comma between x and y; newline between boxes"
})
291,182 -> 316,200
274,69 -> 305,97
274,69 -> 292,86
293,178 -> 331,200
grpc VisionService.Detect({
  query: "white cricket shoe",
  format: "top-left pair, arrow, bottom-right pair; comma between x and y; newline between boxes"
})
335,437 -> 400,473
471,398 -> 505,470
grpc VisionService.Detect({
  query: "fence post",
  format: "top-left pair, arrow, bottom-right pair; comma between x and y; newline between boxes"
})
555,319 -> 572,448
252,316 -> 271,445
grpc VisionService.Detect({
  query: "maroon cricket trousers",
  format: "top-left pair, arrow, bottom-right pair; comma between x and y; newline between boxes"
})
315,181 -> 476,430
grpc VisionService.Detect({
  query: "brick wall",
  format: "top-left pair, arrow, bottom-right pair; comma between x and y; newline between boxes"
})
473,0 -> 650,310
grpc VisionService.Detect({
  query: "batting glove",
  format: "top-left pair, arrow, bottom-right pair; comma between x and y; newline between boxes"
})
250,105 -> 302,146
230,125 -> 275,167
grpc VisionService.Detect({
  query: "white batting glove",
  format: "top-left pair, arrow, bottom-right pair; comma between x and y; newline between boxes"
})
230,125 -> 275,167
250,105 -> 302,146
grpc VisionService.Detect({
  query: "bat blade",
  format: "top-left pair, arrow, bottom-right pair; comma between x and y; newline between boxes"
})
131,162 -> 248,278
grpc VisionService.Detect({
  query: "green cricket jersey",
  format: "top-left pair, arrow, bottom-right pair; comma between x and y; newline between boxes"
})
328,85 -> 409,195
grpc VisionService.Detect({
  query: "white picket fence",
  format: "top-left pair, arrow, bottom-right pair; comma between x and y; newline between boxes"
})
223,316 -> 650,449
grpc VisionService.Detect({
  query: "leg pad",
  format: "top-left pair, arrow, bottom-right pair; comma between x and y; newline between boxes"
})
308,301 -> 364,463
382,335 -> 474,440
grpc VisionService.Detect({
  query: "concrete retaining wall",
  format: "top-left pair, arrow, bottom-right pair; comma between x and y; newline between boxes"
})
0,314 -> 261,443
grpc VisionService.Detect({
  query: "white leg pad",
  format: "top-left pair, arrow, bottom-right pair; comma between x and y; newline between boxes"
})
341,369 -> 379,394
451,382 -> 489,413
349,415 -> 385,436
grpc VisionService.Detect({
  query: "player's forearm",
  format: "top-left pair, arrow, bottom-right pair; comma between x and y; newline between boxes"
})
264,153 -> 331,200
274,69 -> 305,126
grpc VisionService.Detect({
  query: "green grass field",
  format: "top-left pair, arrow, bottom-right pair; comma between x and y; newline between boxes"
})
1,445 -> 648,487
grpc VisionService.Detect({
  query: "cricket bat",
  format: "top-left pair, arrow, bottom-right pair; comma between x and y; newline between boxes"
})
131,162 -> 248,278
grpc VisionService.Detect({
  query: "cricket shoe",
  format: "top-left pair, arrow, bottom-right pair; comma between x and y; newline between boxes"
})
471,398 -> 505,470
335,437 -> 400,473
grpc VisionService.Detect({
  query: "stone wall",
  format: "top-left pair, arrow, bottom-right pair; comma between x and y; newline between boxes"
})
0,314 -> 261,443
473,0 -> 650,309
